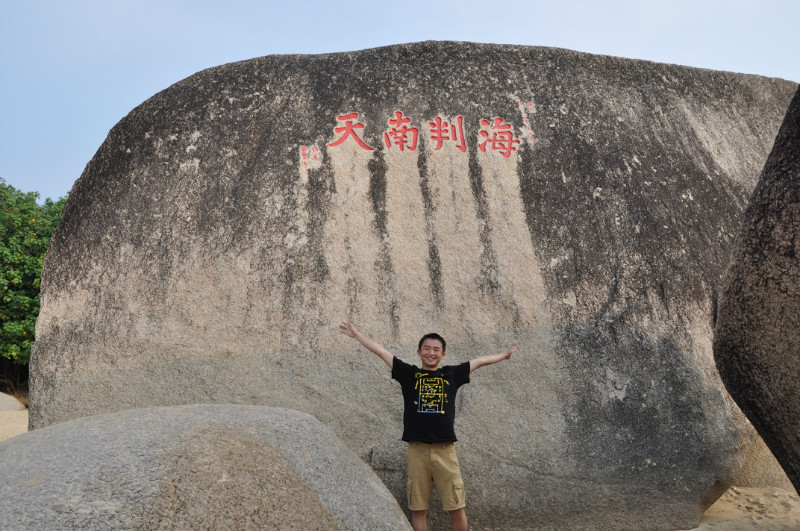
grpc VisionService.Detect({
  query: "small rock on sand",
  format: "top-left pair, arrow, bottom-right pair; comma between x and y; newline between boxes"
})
0,392 -> 26,411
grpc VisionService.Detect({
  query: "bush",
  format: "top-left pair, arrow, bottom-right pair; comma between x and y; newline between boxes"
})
0,179 -> 66,365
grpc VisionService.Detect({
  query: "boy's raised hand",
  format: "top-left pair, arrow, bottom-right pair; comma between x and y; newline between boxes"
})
503,342 -> 518,359
469,341 -> 518,372
339,320 -> 357,338
338,320 -> 394,368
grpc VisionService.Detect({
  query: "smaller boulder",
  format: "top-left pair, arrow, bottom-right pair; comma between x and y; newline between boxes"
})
715,86 -> 800,494
0,392 -> 25,411
0,405 -> 411,531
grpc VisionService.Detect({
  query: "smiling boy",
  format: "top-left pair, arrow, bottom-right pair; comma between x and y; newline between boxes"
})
338,320 -> 516,531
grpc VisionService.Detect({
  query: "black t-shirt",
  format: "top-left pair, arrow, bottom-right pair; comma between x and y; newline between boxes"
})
391,356 -> 471,443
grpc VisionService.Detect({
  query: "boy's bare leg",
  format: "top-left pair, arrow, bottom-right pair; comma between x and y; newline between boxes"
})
450,508 -> 468,531
411,509 -> 428,531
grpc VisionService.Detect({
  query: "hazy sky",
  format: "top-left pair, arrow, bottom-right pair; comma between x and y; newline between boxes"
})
2,0 -> 798,201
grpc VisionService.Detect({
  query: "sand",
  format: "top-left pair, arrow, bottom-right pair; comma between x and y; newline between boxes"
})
1,410 -> 797,530
689,487 -> 800,531
0,410 -> 28,441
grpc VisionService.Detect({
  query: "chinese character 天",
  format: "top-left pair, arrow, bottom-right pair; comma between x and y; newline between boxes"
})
327,112 -> 374,151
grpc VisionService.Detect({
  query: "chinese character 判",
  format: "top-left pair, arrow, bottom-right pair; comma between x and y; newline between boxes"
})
383,111 -> 419,151
428,116 -> 466,152
327,112 -> 374,151
478,117 -> 521,158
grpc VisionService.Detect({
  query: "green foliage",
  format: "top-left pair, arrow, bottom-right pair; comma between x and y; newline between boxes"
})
0,179 -> 66,365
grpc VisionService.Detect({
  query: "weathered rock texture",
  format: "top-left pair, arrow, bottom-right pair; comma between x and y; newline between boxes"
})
734,436 -> 797,492
0,405 -> 411,531
30,42 -> 798,530
714,86 -> 800,494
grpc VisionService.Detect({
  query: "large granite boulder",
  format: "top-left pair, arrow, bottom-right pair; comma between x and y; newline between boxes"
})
30,42 -> 798,530
714,86 -> 800,494
0,405 -> 411,531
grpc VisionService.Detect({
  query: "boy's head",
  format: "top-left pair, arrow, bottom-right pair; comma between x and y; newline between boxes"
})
417,333 -> 446,370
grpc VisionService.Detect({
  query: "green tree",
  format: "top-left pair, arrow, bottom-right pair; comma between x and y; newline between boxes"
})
0,179 -> 66,365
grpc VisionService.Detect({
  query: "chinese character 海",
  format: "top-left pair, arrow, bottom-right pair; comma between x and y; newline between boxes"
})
478,117 -> 520,158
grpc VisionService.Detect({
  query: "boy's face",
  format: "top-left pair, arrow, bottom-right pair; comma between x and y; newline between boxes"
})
417,338 -> 445,370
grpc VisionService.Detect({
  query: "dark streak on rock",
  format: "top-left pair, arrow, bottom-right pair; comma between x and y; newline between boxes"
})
368,150 -> 389,241
368,149 -> 400,337
468,143 -> 500,296
307,149 -> 333,283
417,141 -> 444,310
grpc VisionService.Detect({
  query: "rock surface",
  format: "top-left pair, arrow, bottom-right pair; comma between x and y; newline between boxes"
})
714,86 -> 800,494
0,405 -> 411,531
0,391 -> 25,411
29,42 -> 798,529
734,436 -> 797,492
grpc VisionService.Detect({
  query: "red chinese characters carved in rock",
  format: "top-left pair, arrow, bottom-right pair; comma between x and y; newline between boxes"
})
327,112 -> 374,151
428,116 -> 466,152
478,117 -> 521,158
517,100 -> 537,143
299,145 -> 321,168
383,111 -> 419,151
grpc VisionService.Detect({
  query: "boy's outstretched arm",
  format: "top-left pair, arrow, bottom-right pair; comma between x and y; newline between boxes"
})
469,342 -> 517,372
338,320 -> 394,369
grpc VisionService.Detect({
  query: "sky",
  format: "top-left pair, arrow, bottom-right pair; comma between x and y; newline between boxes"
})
1,0 -> 798,202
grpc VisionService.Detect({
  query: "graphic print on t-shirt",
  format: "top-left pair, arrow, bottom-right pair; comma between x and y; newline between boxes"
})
414,372 -> 449,414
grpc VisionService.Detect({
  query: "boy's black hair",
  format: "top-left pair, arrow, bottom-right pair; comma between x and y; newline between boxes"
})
418,333 -> 446,352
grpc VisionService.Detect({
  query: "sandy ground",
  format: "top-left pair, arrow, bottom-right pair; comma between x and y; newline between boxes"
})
0,410 -> 28,442
688,486 -> 800,531
1,410 -> 797,530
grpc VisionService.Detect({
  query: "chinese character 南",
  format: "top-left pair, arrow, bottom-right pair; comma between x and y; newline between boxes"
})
428,116 -> 466,152
383,111 -> 419,151
327,112 -> 374,151
478,117 -> 520,158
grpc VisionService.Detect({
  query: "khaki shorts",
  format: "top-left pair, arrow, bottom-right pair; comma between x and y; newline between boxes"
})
406,441 -> 466,511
